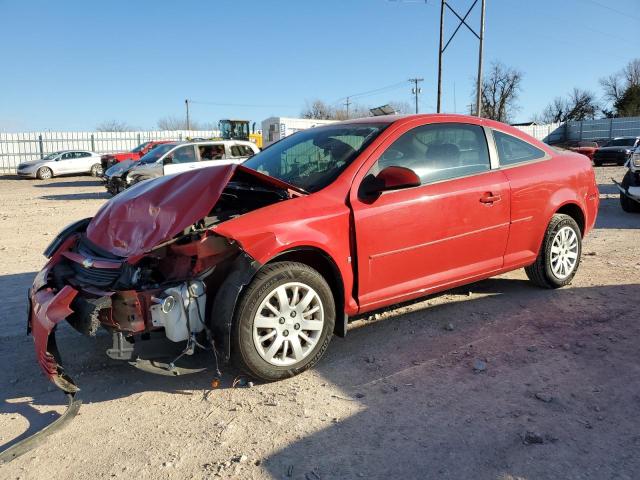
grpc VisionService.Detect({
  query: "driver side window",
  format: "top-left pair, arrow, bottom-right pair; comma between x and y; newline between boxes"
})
377,123 -> 491,184
169,146 -> 197,164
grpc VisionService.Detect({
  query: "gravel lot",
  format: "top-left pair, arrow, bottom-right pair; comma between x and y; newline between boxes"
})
1,167 -> 639,479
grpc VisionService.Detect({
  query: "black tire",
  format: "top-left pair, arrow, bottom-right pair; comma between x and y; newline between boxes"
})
593,160 -> 601,167
90,163 -> 103,177
525,214 -> 582,289
36,166 -> 53,180
232,261 -> 335,381
620,171 -> 640,213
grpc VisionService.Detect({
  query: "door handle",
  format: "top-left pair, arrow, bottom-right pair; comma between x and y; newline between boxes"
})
480,193 -> 501,204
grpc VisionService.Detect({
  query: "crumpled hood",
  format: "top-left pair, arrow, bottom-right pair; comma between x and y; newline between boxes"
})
86,165 -> 238,257
104,159 -> 137,178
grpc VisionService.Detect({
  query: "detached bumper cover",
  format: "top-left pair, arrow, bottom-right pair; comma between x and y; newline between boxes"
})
29,285 -> 80,393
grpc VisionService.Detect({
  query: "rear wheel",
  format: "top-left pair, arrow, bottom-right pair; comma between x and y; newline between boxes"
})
90,163 -> 103,177
36,166 -> 52,180
525,214 -> 582,289
232,262 -> 335,381
620,171 -> 640,213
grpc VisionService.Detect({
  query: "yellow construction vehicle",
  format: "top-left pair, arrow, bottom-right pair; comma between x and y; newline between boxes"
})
219,119 -> 263,148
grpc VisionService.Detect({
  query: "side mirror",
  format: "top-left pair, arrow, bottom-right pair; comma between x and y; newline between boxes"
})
361,166 -> 420,197
162,155 -> 173,165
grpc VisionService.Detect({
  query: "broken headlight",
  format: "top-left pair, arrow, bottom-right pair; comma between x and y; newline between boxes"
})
43,218 -> 92,258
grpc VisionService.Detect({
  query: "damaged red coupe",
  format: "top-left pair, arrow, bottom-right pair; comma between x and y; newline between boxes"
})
29,114 -> 599,392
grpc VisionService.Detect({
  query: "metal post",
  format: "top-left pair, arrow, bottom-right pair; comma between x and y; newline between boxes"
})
90,134 -> 95,152
475,0 -> 486,117
409,78 -> 424,114
185,99 -> 190,131
437,0 -> 445,113
344,97 -> 351,118
38,135 -> 44,159
137,133 -> 141,145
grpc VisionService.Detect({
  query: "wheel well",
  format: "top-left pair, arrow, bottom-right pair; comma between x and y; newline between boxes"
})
556,203 -> 585,235
267,248 -> 346,336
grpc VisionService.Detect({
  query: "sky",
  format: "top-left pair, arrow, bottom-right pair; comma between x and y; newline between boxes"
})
0,0 -> 638,132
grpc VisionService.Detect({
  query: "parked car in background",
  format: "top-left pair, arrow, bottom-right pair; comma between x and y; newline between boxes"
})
17,150 -> 103,179
568,140 -> 600,160
102,140 -> 259,195
30,114 -> 599,393
593,137 -> 640,166
614,146 -> 640,213
100,140 -> 172,172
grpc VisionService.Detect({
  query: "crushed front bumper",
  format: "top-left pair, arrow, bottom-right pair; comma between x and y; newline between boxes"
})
28,285 -> 80,393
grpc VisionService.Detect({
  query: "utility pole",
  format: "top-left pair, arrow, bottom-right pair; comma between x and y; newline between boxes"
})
437,0 -> 445,113
409,78 -> 424,114
475,0 -> 486,118
185,99 -> 191,130
344,97 -> 351,118
437,0 -> 486,116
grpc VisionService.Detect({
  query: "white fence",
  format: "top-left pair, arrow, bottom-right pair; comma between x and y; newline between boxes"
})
513,123 -> 563,143
0,130 -> 221,173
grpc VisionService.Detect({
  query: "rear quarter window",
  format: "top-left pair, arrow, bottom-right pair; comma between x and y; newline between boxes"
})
493,130 -> 546,166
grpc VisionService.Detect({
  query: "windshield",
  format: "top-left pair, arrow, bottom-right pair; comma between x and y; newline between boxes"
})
131,142 -> 150,153
605,138 -> 636,147
138,143 -> 177,164
243,123 -> 387,192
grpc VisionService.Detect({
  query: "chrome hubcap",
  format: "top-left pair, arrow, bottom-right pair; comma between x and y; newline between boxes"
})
252,282 -> 324,366
550,226 -> 579,279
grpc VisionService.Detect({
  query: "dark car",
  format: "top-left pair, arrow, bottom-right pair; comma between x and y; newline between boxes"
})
593,137 -> 640,166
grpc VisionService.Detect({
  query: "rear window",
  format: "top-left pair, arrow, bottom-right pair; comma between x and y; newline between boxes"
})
493,130 -> 546,166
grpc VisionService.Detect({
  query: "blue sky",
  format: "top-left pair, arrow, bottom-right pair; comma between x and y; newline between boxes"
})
0,0 -> 638,131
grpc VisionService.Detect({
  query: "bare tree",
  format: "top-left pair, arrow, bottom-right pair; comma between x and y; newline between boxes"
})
600,73 -> 625,104
301,100 -> 336,120
473,62 -> 523,122
157,115 -> 204,131
599,58 -> 640,115
95,120 -> 137,132
393,101 -> 413,114
541,88 -> 599,123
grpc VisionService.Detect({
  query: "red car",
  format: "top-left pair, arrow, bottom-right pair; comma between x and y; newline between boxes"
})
29,114 -> 599,392
100,140 -> 172,171
568,140 -> 600,160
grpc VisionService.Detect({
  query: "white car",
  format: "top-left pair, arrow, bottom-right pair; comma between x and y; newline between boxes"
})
123,140 -> 260,187
17,150 -> 103,179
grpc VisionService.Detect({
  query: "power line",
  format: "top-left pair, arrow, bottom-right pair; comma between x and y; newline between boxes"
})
583,0 -> 640,22
188,100 -> 298,108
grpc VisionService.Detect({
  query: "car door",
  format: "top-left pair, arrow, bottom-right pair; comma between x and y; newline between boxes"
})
162,145 -> 199,175
55,152 -> 77,174
75,152 -> 95,173
350,121 -> 511,310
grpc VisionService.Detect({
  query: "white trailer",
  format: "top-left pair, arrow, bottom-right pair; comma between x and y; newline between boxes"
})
261,117 -> 337,147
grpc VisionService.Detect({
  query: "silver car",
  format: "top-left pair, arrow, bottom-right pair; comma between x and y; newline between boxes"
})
17,150 -> 103,179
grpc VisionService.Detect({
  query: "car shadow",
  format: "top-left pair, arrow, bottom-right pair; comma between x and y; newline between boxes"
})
2,273 -> 639,477
33,180 -> 103,188
596,184 -> 640,229
39,192 -> 110,201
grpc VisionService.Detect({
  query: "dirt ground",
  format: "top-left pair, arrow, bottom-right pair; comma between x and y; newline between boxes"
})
0,167 -> 639,480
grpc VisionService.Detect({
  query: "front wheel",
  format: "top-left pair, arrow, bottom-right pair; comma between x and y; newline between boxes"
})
90,163 -> 103,177
232,262 -> 335,381
36,166 -> 53,180
525,214 -> 582,289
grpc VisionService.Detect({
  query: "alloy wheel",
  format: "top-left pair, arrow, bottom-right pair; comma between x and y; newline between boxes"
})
252,282 -> 324,366
550,226 -> 579,279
